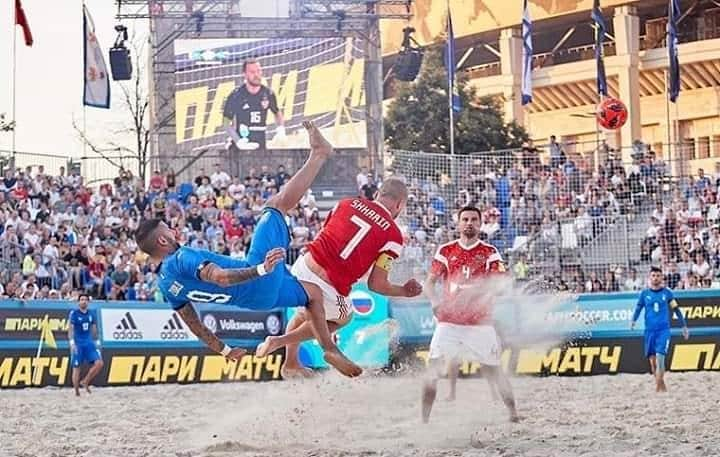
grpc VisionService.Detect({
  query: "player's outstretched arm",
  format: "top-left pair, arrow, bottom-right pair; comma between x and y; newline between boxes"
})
176,303 -> 246,360
367,255 -> 422,297
199,248 -> 286,287
424,272 -> 443,311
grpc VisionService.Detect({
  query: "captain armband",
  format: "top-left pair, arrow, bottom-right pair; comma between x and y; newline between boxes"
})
375,253 -> 395,272
669,299 -> 679,309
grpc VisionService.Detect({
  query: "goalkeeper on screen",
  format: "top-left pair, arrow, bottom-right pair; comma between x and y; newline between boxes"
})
630,266 -> 689,392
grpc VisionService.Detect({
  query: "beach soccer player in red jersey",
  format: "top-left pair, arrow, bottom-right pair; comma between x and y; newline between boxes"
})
421,206 -> 519,423
256,177 -> 423,377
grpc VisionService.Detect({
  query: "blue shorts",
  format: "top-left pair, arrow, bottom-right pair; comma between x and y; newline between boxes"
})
243,207 -> 308,310
71,342 -> 101,368
644,328 -> 671,358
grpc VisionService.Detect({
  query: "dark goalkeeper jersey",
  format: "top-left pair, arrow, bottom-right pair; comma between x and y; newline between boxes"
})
223,84 -> 279,149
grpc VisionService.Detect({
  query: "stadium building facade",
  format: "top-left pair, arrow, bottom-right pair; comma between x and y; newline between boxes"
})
381,0 -> 720,168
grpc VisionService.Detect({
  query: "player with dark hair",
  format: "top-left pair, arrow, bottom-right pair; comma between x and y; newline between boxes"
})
67,293 -> 103,396
422,206 -> 519,423
255,177 -> 423,377
223,59 -> 284,150
630,266 -> 689,392
134,122 -> 361,378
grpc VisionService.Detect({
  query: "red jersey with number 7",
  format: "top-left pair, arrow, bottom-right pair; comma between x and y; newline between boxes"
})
430,239 -> 505,325
307,198 -> 404,296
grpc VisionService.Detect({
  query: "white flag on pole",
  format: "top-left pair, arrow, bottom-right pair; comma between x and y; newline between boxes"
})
83,4 -> 110,108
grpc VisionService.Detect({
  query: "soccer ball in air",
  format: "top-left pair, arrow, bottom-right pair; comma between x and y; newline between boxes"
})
596,97 -> 628,130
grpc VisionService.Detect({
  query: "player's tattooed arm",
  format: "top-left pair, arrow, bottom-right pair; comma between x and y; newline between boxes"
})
198,248 -> 286,287
199,262 -> 260,287
176,303 -> 227,354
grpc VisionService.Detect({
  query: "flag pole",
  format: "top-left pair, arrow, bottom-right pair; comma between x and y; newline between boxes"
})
32,320 -> 46,385
664,69 -> 672,168
83,1 -> 88,163
447,0 -> 455,158
12,0 -> 18,169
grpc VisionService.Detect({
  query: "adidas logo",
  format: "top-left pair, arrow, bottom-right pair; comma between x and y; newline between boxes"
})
161,313 -> 190,340
112,312 -> 143,340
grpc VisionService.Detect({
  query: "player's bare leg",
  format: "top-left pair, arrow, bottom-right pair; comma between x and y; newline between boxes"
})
80,359 -> 104,393
265,121 -> 332,213
258,310 -> 313,378
445,358 -> 459,401
654,354 -> 668,393
302,282 -> 361,377
486,366 -> 519,422
258,310 -> 349,377
422,360 -> 443,423
72,367 -> 81,397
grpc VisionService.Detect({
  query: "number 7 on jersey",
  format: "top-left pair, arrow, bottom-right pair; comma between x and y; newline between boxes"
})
340,215 -> 372,260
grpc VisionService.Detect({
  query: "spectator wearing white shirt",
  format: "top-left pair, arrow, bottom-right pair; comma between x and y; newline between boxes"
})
622,268 -> 643,291
42,238 -> 59,264
196,177 -> 215,203
210,163 -> 231,190
356,166 -> 369,193
574,206 -> 592,245
228,176 -> 246,201
299,189 -> 316,208
691,251 -> 712,280
480,208 -> 500,239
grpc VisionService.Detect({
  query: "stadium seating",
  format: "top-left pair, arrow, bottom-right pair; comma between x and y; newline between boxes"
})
0,141 -> 713,300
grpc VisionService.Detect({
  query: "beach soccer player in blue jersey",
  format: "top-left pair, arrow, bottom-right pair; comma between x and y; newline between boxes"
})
133,121 -> 362,378
630,266 -> 689,392
67,294 -> 104,396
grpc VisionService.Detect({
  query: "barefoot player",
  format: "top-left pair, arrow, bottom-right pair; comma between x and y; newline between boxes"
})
134,122 -> 361,378
630,266 -> 689,392
67,294 -> 104,396
256,178 -> 423,377
421,206 -> 519,423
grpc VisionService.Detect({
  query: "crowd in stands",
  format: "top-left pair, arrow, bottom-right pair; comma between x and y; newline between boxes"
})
0,162 -> 322,301
385,139 -> 720,293
1,138 -> 718,301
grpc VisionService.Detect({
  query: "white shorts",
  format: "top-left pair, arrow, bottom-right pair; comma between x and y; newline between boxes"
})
428,323 -> 502,366
291,254 -> 353,322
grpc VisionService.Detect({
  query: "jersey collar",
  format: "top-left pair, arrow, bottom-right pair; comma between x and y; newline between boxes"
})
458,239 -> 482,250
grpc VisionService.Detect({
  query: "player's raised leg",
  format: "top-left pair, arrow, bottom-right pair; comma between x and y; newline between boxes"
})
265,121 -> 332,214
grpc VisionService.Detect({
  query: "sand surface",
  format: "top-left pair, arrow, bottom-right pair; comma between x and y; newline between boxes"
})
1,371 -> 718,457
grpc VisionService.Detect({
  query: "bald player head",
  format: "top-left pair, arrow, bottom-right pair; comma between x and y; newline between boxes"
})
375,177 -> 408,219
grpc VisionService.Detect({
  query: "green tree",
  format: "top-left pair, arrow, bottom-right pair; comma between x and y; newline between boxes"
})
385,44 -> 529,154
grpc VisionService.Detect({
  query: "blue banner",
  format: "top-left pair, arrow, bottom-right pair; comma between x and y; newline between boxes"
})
392,289 -> 720,345
288,284 -> 391,369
